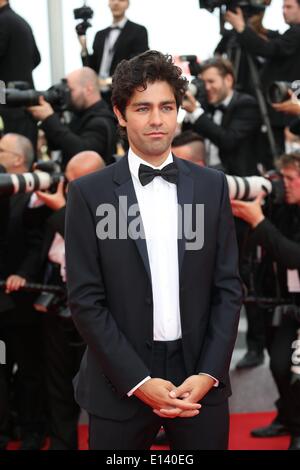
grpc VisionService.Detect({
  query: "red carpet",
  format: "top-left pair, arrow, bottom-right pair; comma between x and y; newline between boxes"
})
7,411 -> 290,450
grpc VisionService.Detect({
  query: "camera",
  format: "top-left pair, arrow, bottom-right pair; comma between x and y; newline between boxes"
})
267,81 -> 300,104
74,2 -> 94,36
179,55 -> 207,105
0,165 -> 64,197
199,0 -> 267,13
4,80 -> 71,113
226,172 -> 285,202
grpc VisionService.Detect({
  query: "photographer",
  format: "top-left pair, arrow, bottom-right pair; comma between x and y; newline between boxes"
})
0,0 -> 41,147
27,67 -> 117,169
0,133 -> 47,450
182,57 -> 261,176
36,151 -> 105,450
226,0 -> 300,161
79,0 -> 148,103
231,152 -> 300,450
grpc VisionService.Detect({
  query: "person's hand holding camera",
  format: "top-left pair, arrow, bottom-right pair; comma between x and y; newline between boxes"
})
182,90 -> 199,114
36,180 -> 66,211
272,90 -> 300,116
231,192 -> 265,228
27,96 -> 55,122
225,7 -> 246,33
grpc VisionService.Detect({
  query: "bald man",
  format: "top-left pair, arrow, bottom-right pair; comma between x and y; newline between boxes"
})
28,67 -> 117,168
172,131 -> 206,167
36,150 -> 105,450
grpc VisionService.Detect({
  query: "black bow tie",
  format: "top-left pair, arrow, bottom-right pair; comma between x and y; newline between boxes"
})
214,104 -> 226,112
109,26 -> 121,32
138,162 -> 178,186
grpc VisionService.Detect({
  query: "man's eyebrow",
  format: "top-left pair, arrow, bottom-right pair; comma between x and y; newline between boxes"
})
130,100 -> 177,107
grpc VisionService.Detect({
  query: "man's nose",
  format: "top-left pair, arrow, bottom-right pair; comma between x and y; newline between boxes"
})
149,109 -> 163,126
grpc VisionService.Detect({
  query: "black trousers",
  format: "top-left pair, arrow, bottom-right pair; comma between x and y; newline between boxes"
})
89,340 -> 229,450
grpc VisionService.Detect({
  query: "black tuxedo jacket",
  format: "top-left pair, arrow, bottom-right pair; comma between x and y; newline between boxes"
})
83,20 -> 149,76
65,155 -> 242,420
0,4 -> 40,87
187,91 -> 261,176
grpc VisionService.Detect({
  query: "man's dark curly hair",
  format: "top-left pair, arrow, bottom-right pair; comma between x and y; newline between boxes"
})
111,50 -> 188,118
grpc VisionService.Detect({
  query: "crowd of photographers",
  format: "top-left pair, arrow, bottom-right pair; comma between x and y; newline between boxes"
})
1,0 -> 300,451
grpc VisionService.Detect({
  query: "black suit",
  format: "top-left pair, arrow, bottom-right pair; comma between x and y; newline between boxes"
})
83,20 -> 149,76
65,155 -> 242,449
0,4 -> 41,147
187,91 -> 261,176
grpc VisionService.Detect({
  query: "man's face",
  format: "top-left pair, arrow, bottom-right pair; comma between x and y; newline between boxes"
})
0,136 -> 19,173
109,0 -> 129,19
281,166 -> 300,204
201,67 -> 233,105
114,81 -> 178,163
67,75 -> 86,112
283,0 -> 300,25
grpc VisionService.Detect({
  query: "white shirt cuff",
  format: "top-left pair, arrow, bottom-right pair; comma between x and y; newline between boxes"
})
198,373 -> 219,388
127,376 -> 151,397
184,105 -> 204,124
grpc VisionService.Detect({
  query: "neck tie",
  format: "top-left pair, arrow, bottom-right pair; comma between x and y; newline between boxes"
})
138,162 -> 178,187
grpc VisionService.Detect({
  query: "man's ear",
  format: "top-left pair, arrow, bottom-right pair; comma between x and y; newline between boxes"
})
113,106 -> 127,128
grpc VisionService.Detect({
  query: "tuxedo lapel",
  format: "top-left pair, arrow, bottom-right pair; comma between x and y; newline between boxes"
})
173,156 -> 194,273
113,156 -> 151,281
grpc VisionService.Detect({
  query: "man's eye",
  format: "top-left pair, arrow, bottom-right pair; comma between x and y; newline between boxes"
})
136,107 -> 148,112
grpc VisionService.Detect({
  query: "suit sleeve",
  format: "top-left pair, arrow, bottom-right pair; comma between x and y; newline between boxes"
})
41,113 -> 113,166
237,25 -> 300,59
251,218 -> 300,269
192,100 -> 259,152
196,173 -> 242,385
81,32 -> 101,71
65,181 -> 150,397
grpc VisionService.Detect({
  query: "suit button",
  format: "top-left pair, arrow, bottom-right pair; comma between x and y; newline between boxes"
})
145,297 -> 152,305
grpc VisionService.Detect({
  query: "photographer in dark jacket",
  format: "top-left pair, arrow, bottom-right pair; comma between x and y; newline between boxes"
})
0,0 -> 41,147
226,0 -> 300,163
231,152 -> 300,450
0,134 -> 47,450
28,67 -> 117,168
182,57 -> 261,176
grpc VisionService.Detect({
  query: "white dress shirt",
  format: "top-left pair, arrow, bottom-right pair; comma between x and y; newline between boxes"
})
127,149 -> 218,395
128,149 -> 182,342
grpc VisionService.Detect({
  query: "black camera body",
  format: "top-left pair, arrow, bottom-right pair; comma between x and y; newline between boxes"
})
199,0 -> 266,15
267,81 -> 300,104
5,80 -> 71,113
74,4 -> 94,36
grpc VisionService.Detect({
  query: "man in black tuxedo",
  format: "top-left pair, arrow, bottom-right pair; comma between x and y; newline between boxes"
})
182,57 -> 261,176
80,0 -> 148,102
226,0 -> 300,164
0,0 -> 41,147
65,50 -> 242,450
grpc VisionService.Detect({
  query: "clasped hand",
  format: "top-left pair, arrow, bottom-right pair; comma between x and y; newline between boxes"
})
134,375 -> 215,419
